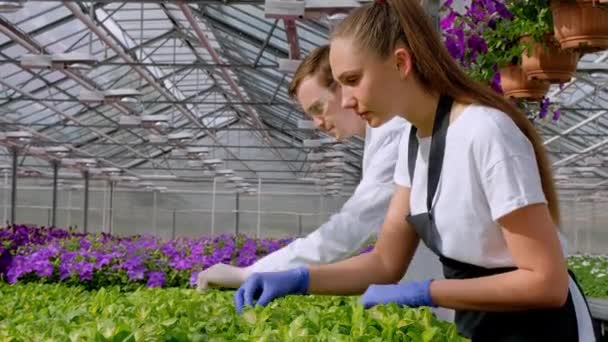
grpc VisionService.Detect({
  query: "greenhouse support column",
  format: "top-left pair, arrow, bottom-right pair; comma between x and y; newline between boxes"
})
318,195 -> 324,226
589,202 -> 595,254
152,191 -> 158,237
574,216 -> 580,254
235,192 -> 240,235
108,181 -> 114,234
51,161 -> 59,227
3,172 -> 8,226
171,209 -> 176,239
256,177 -> 261,238
101,181 -> 107,232
83,170 -> 89,234
425,0 -> 440,32
67,189 -> 72,228
10,147 -> 17,226
298,215 -> 303,237
211,177 -> 216,236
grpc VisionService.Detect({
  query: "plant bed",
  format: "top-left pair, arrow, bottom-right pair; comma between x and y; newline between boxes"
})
0,282 -> 469,341
568,254 -> 608,299
0,225 -> 296,290
2,225 -> 605,303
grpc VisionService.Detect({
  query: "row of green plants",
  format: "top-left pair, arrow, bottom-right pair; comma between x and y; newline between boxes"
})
2,225 -> 606,299
1,225 -> 605,341
0,283 -> 468,341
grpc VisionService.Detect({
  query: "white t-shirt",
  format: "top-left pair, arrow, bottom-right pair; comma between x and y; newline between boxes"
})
394,104 -> 549,268
393,104 -> 595,341
248,116 -> 409,273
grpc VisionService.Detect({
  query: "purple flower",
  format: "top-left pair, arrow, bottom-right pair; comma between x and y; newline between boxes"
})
494,1 -> 514,20
33,258 -> 54,278
539,98 -> 550,119
440,11 -> 457,31
79,238 -> 92,251
93,253 -> 113,268
190,271 -> 199,287
147,271 -> 166,288
170,258 -> 191,270
467,34 -> 488,60
59,262 -> 71,280
6,255 -> 25,283
490,65 -> 502,94
127,266 -> 145,281
74,261 -> 94,281
553,109 -> 561,121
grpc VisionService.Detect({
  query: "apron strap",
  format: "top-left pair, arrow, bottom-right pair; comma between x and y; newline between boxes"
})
407,95 -> 454,212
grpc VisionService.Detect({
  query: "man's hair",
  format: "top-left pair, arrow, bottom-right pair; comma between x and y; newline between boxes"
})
287,45 -> 335,99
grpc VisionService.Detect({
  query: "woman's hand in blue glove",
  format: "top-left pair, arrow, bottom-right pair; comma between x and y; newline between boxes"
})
234,266 -> 310,314
360,279 -> 436,309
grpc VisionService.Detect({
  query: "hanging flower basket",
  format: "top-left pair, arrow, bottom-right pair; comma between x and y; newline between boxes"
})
520,35 -> 580,84
499,64 -> 550,101
550,0 -> 608,53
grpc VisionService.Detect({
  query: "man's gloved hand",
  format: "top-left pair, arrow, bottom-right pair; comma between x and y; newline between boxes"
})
234,266 -> 309,314
196,263 -> 250,291
360,279 -> 435,309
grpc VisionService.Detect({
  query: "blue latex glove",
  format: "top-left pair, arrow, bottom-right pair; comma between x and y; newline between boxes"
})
360,279 -> 435,309
234,266 -> 309,314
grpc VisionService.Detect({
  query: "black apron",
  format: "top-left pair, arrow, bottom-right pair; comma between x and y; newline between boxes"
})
405,95 -> 595,341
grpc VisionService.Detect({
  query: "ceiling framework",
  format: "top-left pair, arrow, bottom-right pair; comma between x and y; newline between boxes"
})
0,0 -> 369,197
0,0 -> 607,201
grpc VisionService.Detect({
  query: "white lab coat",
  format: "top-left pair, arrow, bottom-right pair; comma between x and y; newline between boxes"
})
245,116 -> 409,274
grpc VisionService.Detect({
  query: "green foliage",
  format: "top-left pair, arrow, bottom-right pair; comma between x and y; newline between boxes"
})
508,0 -> 553,42
466,0 -> 554,83
568,255 -> 608,299
0,283 -> 469,341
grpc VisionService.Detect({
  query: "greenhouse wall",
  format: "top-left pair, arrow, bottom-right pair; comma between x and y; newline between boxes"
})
1,177 -> 606,255
0,178 -> 349,240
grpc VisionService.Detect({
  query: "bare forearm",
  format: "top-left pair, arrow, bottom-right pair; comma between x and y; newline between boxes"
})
306,186 -> 419,296
307,251 -> 399,295
430,269 -> 569,312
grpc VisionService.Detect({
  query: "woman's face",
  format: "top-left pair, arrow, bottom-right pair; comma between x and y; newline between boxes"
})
296,74 -> 365,141
329,37 -> 405,127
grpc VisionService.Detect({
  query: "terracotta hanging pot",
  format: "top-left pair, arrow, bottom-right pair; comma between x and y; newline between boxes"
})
550,0 -> 608,53
520,35 -> 580,84
499,65 -> 550,101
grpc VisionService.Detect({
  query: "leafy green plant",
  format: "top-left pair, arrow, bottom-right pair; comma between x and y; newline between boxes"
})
508,0 -> 553,42
568,255 -> 608,299
0,282 -> 469,341
471,0 -> 553,81
442,0 -> 554,83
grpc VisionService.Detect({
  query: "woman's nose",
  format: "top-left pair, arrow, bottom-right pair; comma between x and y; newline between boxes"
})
341,89 -> 356,109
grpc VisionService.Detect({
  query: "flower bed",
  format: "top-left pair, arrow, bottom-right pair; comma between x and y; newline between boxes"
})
0,282 -> 468,341
567,255 -> 608,299
0,225 -> 294,290
1,225 -> 605,301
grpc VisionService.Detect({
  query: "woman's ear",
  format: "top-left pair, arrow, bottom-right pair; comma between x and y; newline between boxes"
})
394,48 -> 413,80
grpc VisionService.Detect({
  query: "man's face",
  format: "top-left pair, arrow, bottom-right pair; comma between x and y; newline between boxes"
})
296,74 -> 364,141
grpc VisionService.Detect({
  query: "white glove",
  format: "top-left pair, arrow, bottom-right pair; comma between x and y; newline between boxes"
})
196,263 -> 251,291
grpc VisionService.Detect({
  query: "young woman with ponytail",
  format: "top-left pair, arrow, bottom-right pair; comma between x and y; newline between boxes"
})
233,1 -> 596,340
